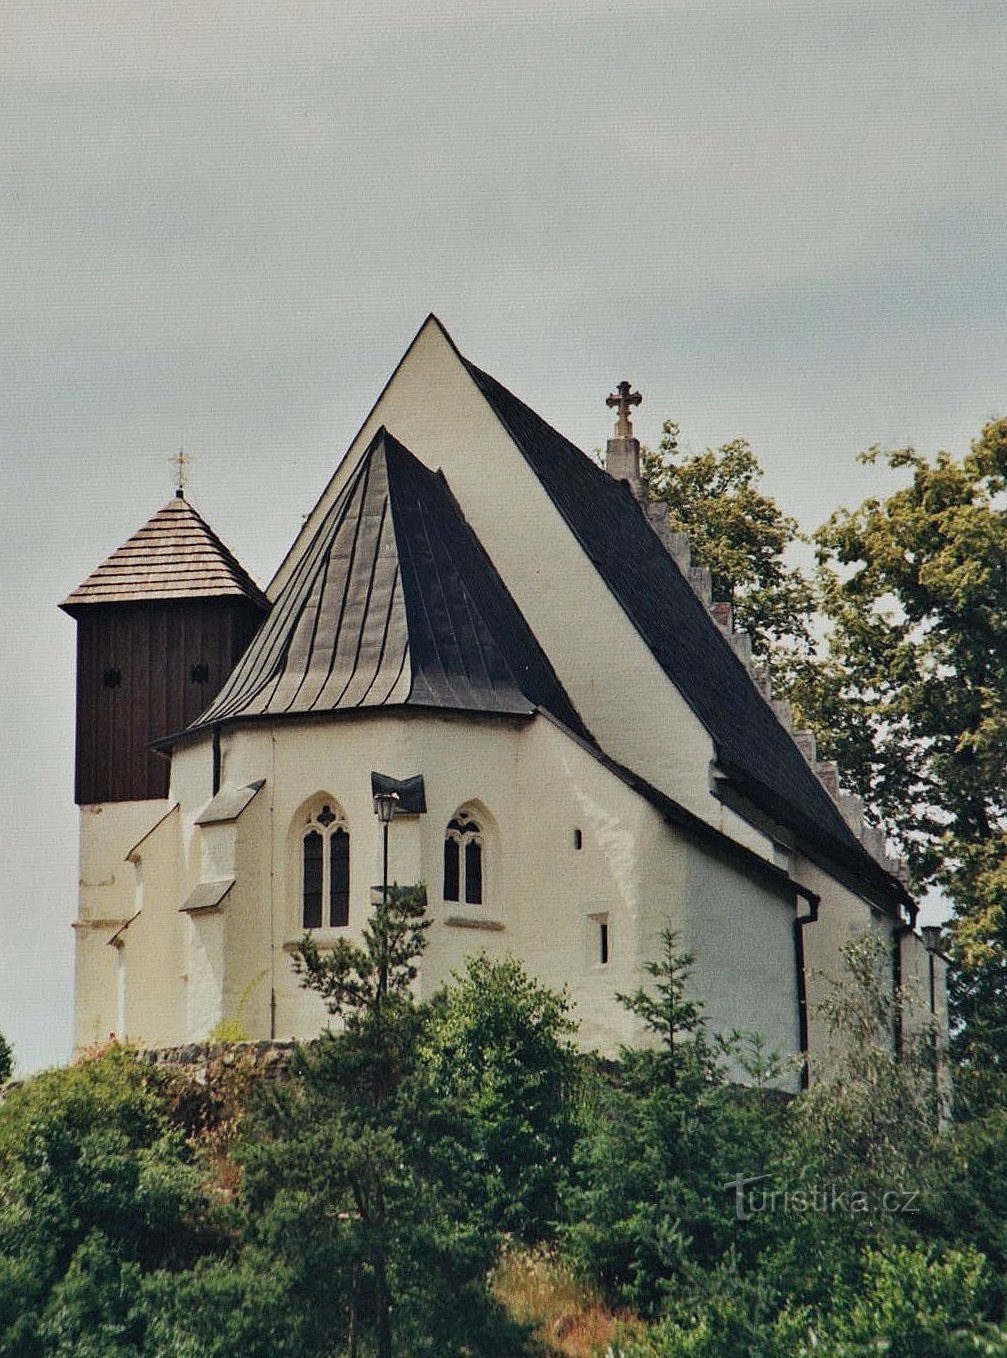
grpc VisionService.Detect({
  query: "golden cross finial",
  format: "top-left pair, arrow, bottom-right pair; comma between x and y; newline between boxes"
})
606,380 -> 642,439
172,447 -> 190,498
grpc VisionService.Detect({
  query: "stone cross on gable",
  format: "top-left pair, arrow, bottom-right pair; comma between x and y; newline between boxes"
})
606,381 -> 642,439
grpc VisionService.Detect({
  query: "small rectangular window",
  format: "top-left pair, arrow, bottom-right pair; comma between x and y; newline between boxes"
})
587,911 -> 610,967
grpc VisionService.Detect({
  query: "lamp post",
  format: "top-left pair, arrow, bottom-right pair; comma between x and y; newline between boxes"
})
372,789 -> 399,1003
373,789 -> 399,895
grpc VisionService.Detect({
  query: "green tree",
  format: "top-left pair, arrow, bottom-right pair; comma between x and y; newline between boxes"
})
0,1045 -> 216,1358
617,929 -> 711,1088
239,885 -> 524,1358
0,1033 -> 12,1085
795,422 -> 1007,1072
565,935 -> 788,1314
643,423 -> 816,670
421,954 -> 577,1240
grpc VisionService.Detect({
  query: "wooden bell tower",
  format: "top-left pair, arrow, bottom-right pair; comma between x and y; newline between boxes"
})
61,493 -> 269,805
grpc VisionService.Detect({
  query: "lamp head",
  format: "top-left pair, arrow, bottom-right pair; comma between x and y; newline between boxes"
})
373,790 -> 399,824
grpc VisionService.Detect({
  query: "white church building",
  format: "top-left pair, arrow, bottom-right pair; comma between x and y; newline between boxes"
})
62,316 -> 947,1087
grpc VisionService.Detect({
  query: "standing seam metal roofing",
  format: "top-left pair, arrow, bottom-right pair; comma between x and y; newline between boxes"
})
190,429 -> 590,739
461,357 -> 905,906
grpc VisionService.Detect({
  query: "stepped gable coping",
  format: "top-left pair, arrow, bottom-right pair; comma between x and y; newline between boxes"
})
462,350 -> 910,911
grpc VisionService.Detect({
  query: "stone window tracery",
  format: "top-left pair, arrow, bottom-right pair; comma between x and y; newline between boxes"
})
443,810 -> 483,905
301,802 -> 350,929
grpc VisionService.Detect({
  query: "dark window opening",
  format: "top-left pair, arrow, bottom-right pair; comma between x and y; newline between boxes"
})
444,810 -> 485,906
443,837 -> 460,901
599,921 -> 609,965
302,807 -> 350,929
464,839 -> 483,905
329,828 -> 350,927
302,830 -> 323,929
574,828 -> 583,850
103,667 -> 121,689
190,662 -> 210,684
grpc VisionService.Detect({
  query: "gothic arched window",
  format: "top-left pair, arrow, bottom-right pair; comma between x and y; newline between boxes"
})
443,810 -> 483,906
301,802 -> 350,929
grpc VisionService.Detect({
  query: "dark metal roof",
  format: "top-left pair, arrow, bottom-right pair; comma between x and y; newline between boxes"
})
61,496 -> 268,611
191,429 -> 590,738
195,779 -> 266,826
463,357 -> 906,908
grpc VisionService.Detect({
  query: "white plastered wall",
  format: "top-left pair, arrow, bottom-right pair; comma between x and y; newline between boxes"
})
793,858 -> 888,1069
674,845 -> 800,1089
121,807 -> 185,1047
270,319 -> 731,838
74,799 -> 171,1050
152,710 -> 810,1067
900,929 -> 950,1097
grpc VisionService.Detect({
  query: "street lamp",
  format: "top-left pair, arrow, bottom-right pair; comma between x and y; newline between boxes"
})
372,788 -> 399,900
372,789 -> 399,1005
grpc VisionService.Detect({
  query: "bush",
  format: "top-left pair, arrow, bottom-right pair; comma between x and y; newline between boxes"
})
0,1045 -> 217,1357
421,954 -> 577,1240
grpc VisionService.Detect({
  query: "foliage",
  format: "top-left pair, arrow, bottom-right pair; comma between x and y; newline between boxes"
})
642,422 -> 816,670
615,929 -> 713,1088
829,1243 -> 991,1357
0,1045 -> 218,1358
792,422 -> 1007,1068
421,954 -> 578,1239
611,1256 -> 812,1358
757,935 -> 940,1306
566,936 -> 789,1315
0,1033 -> 13,1085
491,1245 -> 638,1358
251,883 -> 526,1358
10,927 -> 1007,1352
919,1103 -> 1007,1287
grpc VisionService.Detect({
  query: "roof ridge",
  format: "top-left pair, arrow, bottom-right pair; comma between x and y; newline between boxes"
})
186,428 -> 590,740
460,350 -> 906,909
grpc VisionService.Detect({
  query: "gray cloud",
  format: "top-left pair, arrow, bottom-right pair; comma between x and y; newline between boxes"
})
2,0 -> 1004,1068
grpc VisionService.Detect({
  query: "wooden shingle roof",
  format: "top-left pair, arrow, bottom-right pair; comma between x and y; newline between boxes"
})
61,495 -> 268,612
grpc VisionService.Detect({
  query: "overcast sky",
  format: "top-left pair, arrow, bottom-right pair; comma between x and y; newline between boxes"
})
3,1 -> 1004,1072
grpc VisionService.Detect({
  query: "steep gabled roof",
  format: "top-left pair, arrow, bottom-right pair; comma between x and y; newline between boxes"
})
190,429 -> 589,737
61,495 -> 268,611
462,357 -> 905,907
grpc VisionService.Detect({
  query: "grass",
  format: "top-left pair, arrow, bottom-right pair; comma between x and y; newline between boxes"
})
492,1246 -> 639,1358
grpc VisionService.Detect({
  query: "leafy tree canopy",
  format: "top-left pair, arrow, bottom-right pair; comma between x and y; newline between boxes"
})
643,422 -> 816,669
795,420 -> 1007,1072
421,954 -> 577,1239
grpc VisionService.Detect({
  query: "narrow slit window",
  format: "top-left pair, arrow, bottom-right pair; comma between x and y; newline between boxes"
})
599,921 -> 609,965
574,828 -> 583,850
